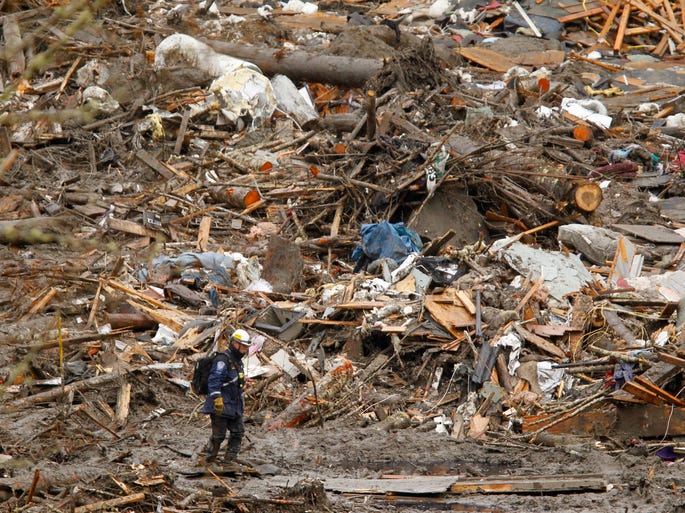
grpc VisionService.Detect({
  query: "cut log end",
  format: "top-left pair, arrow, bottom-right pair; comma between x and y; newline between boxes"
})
574,182 -> 603,213
572,125 -> 594,144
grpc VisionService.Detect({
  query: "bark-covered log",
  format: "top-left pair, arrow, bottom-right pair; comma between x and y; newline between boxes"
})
202,39 -> 384,87
264,358 -> 354,429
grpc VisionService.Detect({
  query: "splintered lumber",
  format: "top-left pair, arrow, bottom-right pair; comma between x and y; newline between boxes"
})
104,279 -> 194,332
424,288 -> 476,331
657,350 -> 685,368
106,218 -> 160,238
512,323 -> 566,359
115,381 -> 132,426
614,4 -> 632,52
568,293 -> 593,359
74,492 -> 146,513
632,375 -> 685,406
264,358 -> 354,429
203,38 -> 383,87
621,380 -> 665,405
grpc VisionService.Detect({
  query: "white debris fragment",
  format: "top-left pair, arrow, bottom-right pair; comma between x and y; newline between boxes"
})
154,33 -> 261,77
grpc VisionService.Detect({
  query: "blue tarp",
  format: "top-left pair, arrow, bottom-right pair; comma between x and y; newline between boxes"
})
352,221 -> 423,263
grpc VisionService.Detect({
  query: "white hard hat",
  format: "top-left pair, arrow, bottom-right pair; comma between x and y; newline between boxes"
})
231,328 -> 251,346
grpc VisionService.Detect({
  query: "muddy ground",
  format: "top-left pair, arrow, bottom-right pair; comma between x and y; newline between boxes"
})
1,342 -> 684,513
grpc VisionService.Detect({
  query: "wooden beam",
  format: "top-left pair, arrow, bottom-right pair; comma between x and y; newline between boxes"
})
597,3 -> 620,41
613,4 -> 632,52
622,380 -> 663,405
557,6 -> 605,22
448,474 -> 607,494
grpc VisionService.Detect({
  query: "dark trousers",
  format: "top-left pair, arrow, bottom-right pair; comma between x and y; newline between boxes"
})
208,414 -> 244,459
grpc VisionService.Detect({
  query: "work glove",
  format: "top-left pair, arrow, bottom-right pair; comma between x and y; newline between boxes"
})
213,396 -> 223,415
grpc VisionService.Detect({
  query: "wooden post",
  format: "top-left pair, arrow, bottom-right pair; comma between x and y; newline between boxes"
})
366,90 -> 376,140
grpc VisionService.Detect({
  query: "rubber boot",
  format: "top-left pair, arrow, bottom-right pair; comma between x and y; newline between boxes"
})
225,434 -> 242,462
205,438 -> 222,464
224,447 -> 239,463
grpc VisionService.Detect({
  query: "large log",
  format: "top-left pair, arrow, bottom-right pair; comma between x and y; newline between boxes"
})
202,39 -> 383,87
264,358 -> 354,429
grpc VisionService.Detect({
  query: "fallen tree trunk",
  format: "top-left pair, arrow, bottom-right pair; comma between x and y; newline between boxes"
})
0,216 -> 70,244
202,39 -> 384,87
264,358 -> 355,429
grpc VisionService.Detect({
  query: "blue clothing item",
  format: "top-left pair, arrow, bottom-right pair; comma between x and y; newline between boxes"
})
352,221 -> 423,263
201,349 -> 245,418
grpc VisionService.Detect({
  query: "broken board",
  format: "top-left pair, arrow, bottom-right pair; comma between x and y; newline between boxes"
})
611,224 -> 685,244
268,473 -> 608,495
176,462 -> 260,478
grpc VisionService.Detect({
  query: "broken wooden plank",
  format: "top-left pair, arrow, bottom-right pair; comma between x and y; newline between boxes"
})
425,292 -> 475,330
107,217 -> 161,238
657,350 -> 685,369
196,215 -> 211,252
621,380 -> 663,405
512,323 -> 566,359
529,324 -> 580,337
312,473 -> 607,495
135,149 -> 174,179
634,375 -> 685,406
611,223 -> 685,244
447,473 -> 607,494
455,290 -> 476,315
455,47 -> 516,73
557,6 -> 605,23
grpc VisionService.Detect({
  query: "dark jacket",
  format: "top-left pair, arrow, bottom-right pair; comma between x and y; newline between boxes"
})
201,348 -> 245,418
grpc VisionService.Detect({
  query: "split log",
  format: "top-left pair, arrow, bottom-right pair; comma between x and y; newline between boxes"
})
202,39 -> 384,87
264,358 -> 355,429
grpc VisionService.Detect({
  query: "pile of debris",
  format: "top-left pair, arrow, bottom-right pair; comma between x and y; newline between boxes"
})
3,0 -> 685,508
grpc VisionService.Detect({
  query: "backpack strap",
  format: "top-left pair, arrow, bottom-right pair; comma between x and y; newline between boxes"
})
218,350 -> 238,371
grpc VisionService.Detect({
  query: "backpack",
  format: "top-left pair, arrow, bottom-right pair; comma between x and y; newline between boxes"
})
191,352 -> 230,395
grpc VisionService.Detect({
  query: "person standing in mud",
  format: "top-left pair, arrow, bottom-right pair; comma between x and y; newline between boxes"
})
201,328 -> 251,466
